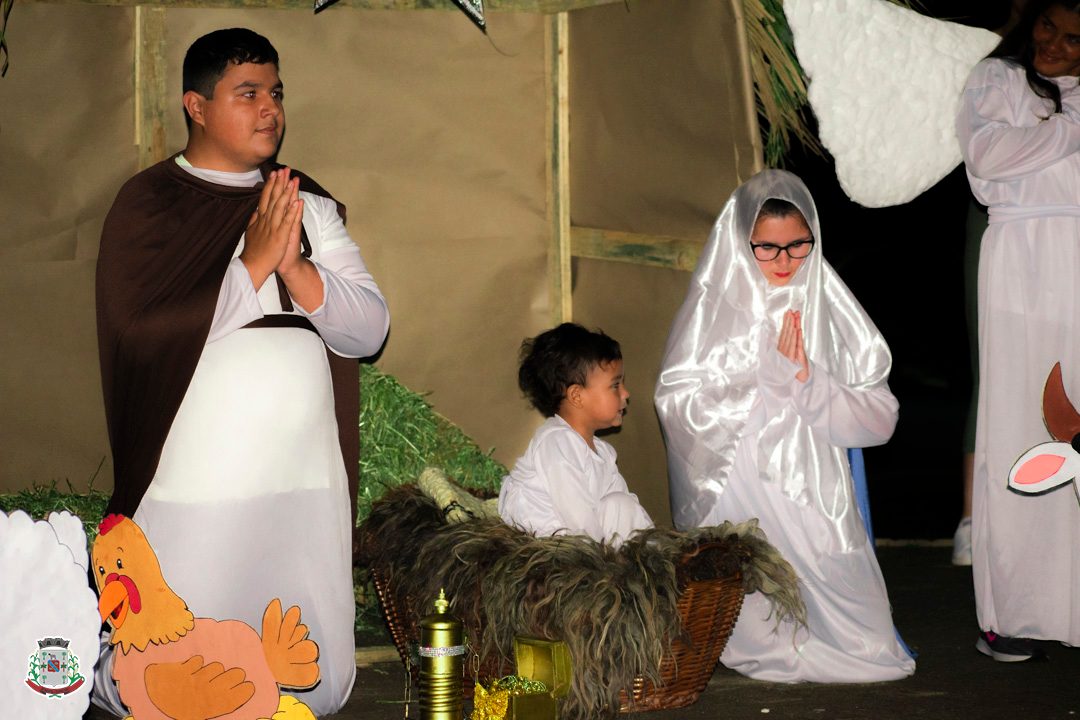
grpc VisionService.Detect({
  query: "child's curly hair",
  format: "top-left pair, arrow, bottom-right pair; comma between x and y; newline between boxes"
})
518,322 -> 622,417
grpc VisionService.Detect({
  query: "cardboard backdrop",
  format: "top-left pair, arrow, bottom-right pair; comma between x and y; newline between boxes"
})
0,1 -> 758,528
570,0 -> 761,524
1,4 -> 136,491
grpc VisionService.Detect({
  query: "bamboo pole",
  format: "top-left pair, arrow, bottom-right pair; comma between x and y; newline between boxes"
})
545,10 -> 571,325
732,0 -> 764,177
135,5 -> 168,169
570,227 -> 701,273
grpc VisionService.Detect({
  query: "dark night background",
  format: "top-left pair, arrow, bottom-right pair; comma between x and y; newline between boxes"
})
785,2 -> 1017,539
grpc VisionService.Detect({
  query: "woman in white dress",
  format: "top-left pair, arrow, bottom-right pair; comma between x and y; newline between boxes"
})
956,0 -> 1080,662
654,169 -> 914,683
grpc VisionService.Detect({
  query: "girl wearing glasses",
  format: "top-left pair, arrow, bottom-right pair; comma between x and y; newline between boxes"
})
654,169 -> 914,683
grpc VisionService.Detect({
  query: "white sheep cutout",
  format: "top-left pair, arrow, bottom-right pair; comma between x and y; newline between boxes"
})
1,510 -> 100,719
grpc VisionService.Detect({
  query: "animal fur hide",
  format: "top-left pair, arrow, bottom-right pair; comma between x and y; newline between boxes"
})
358,484 -> 804,718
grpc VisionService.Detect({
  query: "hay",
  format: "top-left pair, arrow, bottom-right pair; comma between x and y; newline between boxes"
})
358,364 -> 505,524
359,484 -> 806,719
0,477 -> 109,544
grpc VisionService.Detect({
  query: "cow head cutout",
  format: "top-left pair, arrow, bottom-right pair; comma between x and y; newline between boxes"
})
1008,363 -> 1080,502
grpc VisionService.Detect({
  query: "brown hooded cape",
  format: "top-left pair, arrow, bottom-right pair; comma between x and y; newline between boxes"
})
96,155 -> 360,535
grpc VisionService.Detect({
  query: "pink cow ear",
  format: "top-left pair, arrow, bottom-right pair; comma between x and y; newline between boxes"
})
1014,454 -> 1065,485
1008,442 -> 1078,495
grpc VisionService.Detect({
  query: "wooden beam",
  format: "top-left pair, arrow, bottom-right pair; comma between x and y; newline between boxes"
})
731,0 -> 764,176
135,5 -> 168,169
24,0 -> 619,11
355,645 -> 399,667
545,11 -> 571,325
570,226 -> 702,273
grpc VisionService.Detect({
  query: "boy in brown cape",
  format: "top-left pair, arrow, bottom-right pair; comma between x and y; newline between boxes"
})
92,28 -> 389,716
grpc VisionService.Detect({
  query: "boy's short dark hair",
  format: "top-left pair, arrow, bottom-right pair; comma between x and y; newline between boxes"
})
182,28 -> 279,99
518,323 -> 622,417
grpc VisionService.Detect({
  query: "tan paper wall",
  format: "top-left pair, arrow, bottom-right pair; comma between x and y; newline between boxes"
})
0,1 -> 759,507
0,5 -> 136,490
570,0 -> 760,239
569,0 -> 761,525
0,6 -> 551,492
571,260 -> 692,527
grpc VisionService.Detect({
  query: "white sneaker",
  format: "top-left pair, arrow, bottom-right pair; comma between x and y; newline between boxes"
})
952,517 -> 972,566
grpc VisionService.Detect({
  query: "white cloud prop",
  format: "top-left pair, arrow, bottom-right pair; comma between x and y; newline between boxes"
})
784,0 -> 999,207
1,511 -> 100,719
47,511 -> 90,573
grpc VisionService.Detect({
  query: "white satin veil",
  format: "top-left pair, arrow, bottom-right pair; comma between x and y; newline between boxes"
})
654,169 -> 893,551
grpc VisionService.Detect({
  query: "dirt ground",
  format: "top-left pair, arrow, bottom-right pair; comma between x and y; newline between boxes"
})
85,545 -> 1080,720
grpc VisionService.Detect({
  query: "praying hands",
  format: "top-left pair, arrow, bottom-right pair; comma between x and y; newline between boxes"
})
241,167 -> 323,312
778,309 -> 810,383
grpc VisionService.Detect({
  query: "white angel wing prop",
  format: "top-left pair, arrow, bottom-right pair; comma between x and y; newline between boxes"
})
784,0 -> 999,207
1008,442 -> 1080,502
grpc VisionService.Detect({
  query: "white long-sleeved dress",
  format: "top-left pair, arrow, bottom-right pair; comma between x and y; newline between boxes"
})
706,331 -> 913,682
94,158 -> 390,716
655,169 -> 914,683
498,415 -> 653,547
957,58 -> 1080,644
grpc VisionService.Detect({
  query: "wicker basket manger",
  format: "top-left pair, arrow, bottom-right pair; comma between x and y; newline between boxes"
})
369,560 -> 745,713
357,484 -> 761,716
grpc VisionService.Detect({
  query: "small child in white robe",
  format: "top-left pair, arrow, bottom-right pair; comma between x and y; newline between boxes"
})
498,323 -> 654,547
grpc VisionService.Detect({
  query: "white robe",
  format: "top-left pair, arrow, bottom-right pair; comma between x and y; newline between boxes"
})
957,58 -> 1080,644
498,415 -> 653,547
94,158 -> 389,717
655,169 -> 914,683
714,337 -> 912,682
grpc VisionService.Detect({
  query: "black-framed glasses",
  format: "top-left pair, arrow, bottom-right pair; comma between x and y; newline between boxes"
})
750,239 -> 815,262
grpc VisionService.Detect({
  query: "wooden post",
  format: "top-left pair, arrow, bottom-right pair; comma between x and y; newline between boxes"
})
545,10 -> 571,326
733,0 -> 765,177
135,5 -> 168,169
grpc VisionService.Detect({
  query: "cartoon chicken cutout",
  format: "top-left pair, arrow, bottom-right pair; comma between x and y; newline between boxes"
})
92,514 -> 320,720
